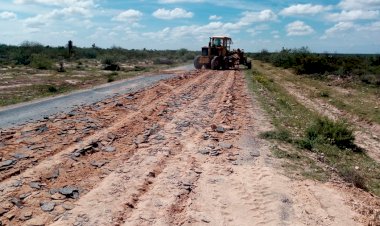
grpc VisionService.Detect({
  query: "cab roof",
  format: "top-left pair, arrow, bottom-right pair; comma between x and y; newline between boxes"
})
211,36 -> 231,39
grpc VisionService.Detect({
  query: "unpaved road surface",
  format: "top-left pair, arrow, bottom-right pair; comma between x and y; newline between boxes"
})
0,74 -> 174,129
0,69 -> 377,225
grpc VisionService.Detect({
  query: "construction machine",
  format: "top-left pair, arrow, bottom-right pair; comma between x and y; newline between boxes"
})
194,36 -> 252,70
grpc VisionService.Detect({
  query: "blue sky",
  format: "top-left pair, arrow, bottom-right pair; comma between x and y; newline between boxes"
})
0,0 -> 379,53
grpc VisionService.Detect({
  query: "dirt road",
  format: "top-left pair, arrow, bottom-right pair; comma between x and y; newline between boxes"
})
0,69 -> 376,225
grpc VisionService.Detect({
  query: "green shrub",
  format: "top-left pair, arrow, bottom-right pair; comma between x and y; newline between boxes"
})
301,118 -> 355,150
48,86 -> 58,92
101,55 -> 118,65
338,167 -> 367,190
260,129 -> 292,143
270,49 -> 296,69
319,91 -> 330,97
30,54 -> 53,69
359,74 -> 380,86
153,57 -> 174,65
106,72 -> 117,82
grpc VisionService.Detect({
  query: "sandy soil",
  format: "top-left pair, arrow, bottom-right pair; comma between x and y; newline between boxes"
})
0,69 -> 379,225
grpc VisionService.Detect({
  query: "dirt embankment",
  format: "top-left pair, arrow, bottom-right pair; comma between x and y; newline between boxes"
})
0,69 -> 378,225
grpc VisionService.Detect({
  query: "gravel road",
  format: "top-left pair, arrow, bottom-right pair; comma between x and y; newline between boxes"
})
0,74 -> 174,129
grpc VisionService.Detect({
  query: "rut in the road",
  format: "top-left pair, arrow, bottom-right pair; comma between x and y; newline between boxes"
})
52,70 -> 239,225
0,70 -> 212,225
0,69 -> 374,226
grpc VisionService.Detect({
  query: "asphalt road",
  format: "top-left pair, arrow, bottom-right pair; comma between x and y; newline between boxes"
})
0,73 -> 175,129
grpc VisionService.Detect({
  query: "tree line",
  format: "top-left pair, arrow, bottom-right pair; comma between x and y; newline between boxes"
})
0,41 -> 199,69
251,47 -> 380,86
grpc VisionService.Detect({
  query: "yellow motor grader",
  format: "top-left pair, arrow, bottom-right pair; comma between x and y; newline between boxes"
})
194,36 -> 252,70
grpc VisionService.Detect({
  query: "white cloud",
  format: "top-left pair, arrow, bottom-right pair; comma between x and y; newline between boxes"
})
321,20 -> 380,40
0,11 -> 17,20
113,9 -> 143,22
286,21 -> 314,36
24,15 -> 47,28
153,8 -> 193,20
327,10 -> 379,21
221,9 -> 277,30
13,0 -> 95,7
143,21 -> 230,42
338,0 -> 380,10
280,4 -> 332,16
321,21 -> 356,39
247,29 -> 262,36
158,0 -> 204,3
22,3 -> 95,30
240,9 -> 277,25
14,0 -> 96,8
147,9 -> 277,41
24,6 -> 92,26
209,15 -> 222,20
358,20 -> 380,31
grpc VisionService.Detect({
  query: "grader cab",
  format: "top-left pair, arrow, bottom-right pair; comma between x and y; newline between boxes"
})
194,36 -> 252,70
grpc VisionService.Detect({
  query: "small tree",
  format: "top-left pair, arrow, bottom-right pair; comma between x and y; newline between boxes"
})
68,40 -> 73,57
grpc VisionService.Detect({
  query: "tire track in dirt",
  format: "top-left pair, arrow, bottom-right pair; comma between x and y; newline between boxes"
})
0,70 -> 214,225
49,70 -> 227,225
0,68 -> 375,226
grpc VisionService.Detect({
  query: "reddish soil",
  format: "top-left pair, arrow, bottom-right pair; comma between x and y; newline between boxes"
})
0,70 -> 379,225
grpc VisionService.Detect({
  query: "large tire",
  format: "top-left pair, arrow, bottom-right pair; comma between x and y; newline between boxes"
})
194,56 -> 202,69
223,56 -> 231,70
211,56 -> 219,70
247,61 -> 252,69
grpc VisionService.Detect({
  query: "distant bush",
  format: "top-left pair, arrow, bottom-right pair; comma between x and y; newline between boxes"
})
260,129 -> 292,143
153,57 -> 174,65
253,48 -> 380,86
48,85 -> 58,92
106,72 -> 118,82
359,74 -> 380,85
339,167 -> 366,190
30,54 -> 53,69
101,55 -> 118,65
295,55 -> 335,75
299,118 -> 355,150
0,42 -> 199,69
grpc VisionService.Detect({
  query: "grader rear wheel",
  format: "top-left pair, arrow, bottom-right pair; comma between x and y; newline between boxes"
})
211,56 -> 219,70
247,61 -> 252,69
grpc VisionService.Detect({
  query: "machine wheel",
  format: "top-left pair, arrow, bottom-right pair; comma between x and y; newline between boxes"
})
222,56 -> 229,70
211,56 -> 219,70
247,61 -> 252,69
204,63 -> 211,69
194,56 -> 202,69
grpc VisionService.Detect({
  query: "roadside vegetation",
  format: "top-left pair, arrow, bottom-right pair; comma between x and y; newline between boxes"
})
245,67 -> 380,195
251,47 -> 380,86
0,41 -> 198,107
250,49 -> 380,124
0,41 -> 197,68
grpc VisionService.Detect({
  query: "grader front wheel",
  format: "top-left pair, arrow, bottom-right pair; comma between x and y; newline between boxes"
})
194,56 -> 202,69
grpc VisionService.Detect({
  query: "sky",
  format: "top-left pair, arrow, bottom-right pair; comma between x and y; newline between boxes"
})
0,0 -> 380,53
